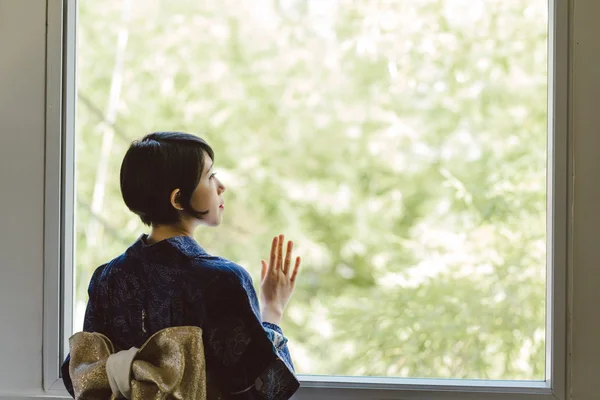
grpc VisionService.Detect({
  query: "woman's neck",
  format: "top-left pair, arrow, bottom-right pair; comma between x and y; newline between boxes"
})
147,224 -> 194,244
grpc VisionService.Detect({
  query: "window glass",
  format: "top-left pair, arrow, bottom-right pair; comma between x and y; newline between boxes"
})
74,0 -> 548,379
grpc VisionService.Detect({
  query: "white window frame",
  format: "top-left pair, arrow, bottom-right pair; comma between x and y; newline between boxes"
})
43,0 -> 570,398
44,0 -> 77,394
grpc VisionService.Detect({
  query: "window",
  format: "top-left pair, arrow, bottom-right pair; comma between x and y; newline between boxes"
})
44,0 -> 568,398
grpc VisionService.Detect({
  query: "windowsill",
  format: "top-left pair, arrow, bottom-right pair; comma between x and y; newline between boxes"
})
0,392 -> 70,400
299,375 -> 550,393
0,377 -> 553,400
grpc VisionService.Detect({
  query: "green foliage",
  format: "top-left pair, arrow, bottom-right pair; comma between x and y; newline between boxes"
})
75,0 -> 547,379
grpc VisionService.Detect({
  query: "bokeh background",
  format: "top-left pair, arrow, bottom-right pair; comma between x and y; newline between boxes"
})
74,0 -> 548,379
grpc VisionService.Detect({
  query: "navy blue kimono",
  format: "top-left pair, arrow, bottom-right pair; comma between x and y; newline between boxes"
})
61,235 -> 299,399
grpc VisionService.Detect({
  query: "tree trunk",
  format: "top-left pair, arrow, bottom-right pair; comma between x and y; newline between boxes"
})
86,0 -> 133,247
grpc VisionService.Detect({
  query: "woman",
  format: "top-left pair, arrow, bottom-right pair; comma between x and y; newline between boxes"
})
62,132 -> 301,399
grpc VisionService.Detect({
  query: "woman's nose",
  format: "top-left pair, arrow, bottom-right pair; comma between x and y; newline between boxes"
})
217,178 -> 226,193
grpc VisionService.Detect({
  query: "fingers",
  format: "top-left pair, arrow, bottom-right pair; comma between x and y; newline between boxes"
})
283,240 -> 293,275
290,256 -> 301,282
269,236 -> 278,273
261,259 -> 267,282
268,234 -> 299,279
276,234 -> 284,272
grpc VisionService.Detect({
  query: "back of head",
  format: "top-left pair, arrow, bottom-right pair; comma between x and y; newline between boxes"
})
120,132 -> 214,226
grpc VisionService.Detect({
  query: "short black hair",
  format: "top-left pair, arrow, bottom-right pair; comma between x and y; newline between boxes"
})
120,132 -> 215,226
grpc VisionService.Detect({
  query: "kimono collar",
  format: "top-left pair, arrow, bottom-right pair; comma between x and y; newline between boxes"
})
133,234 -> 209,259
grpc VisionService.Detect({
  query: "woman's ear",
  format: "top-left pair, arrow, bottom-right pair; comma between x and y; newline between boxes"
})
170,188 -> 184,211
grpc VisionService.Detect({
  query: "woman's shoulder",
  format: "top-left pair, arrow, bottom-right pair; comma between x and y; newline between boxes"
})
188,255 -> 253,284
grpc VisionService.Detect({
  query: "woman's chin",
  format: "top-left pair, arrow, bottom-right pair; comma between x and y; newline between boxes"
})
212,213 -> 225,227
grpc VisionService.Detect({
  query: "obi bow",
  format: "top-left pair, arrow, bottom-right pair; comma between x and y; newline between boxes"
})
68,326 -> 207,400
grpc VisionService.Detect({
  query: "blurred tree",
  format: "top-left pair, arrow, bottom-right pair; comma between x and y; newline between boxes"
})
75,0 -> 547,379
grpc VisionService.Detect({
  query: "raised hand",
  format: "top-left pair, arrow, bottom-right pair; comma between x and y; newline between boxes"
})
260,234 -> 301,325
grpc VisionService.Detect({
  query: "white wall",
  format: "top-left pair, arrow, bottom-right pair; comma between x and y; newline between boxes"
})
0,0 -> 599,399
0,0 -> 47,397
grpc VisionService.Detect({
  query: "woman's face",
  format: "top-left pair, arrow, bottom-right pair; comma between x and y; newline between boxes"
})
189,151 -> 226,227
